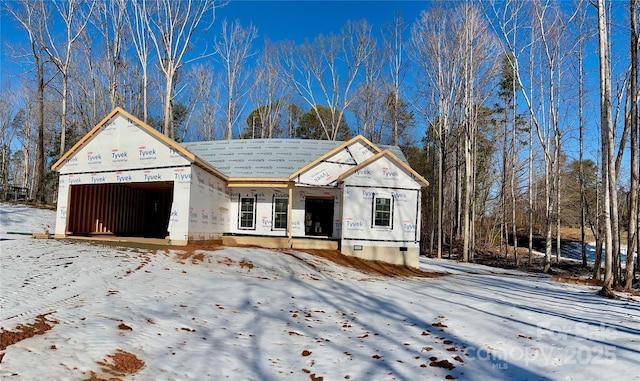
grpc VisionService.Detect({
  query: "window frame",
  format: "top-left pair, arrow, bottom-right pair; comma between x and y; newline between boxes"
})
372,195 -> 393,228
272,196 -> 288,230
238,195 -> 257,230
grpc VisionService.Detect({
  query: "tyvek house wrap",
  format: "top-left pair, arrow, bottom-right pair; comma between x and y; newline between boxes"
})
53,113 -> 206,242
340,154 -> 424,244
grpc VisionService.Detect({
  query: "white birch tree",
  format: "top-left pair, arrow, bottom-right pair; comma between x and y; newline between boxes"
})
248,40 -> 289,139
595,0 -> 616,292
214,19 -> 258,139
43,0 -> 95,155
279,20 -> 374,140
145,0 -> 221,139
624,0 -> 639,289
127,0 -> 152,123
383,13 -> 410,146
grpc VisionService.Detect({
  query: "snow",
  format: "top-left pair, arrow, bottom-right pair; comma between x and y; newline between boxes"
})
1,203 -> 639,380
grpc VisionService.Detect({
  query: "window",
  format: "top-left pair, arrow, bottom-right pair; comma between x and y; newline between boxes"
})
373,196 -> 392,228
273,197 -> 288,230
239,197 -> 256,229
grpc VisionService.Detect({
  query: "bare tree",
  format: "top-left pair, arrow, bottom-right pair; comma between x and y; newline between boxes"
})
73,30 -> 109,129
91,0 -> 128,111
0,86 -> 18,192
279,20 -> 374,140
383,13 -> 410,146
43,0 -> 95,155
532,1 -> 581,272
351,38 -> 386,143
127,0 -> 152,122
190,64 -> 222,141
5,0 -> 51,203
486,0 -> 538,264
411,4 -> 498,261
215,19 -> 258,139
576,2 -> 590,268
460,4 -> 500,262
411,6 -> 460,259
145,0 -> 221,139
595,0 -> 616,292
248,40 -> 291,139
625,0 -> 639,289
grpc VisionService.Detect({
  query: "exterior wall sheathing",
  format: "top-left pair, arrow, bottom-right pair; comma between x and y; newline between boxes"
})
54,110 -> 428,267
227,187 -> 341,239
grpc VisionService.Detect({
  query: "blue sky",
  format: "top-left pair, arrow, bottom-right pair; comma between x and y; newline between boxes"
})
216,1 -> 427,43
0,0 -> 634,177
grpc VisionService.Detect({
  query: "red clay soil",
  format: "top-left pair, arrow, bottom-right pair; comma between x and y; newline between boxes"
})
148,242 -> 438,278
0,314 -> 58,351
85,349 -> 145,381
294,249 -> 444,278
96,239 -> 441,278
99,350 -> 144,376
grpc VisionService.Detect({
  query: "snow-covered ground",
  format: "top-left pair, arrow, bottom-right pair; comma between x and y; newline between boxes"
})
1,203 -> 639,380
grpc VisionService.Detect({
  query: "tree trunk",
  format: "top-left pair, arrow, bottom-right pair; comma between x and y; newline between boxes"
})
597,0 -> 614,292
528,26 -> 535,266
163,70 -> 174,139
593,231 -> 603,280
625,0 -> 638,289
437,136 -> 444,260
556,150 -> 561,264
543,153 -> 553,273
35,49 -> 45,204
511,110 -> 518,266
579,50 -> 587,267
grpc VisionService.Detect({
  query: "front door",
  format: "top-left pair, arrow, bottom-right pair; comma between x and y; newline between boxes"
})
304,198 -> 334,237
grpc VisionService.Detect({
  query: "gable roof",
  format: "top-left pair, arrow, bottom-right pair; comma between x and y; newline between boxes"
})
288,135 -> 380,180
183,136 -> 408,180
338,149 -> 430,187
183,138 -> 341,179
51,107 -> 227,180
52,107 -> 418,184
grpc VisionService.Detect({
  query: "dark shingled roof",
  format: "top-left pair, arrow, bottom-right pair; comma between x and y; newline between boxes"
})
182,138 -> 407,179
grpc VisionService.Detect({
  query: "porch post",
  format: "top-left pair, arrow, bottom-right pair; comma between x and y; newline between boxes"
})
288,183 -> 293,246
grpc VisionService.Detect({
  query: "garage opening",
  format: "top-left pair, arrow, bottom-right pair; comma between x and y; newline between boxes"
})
67,181 -> 174,239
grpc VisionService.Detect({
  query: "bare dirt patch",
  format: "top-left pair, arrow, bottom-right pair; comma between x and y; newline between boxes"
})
174,250 -> 208,264
93,349 -> 144,379
216,256 -> 255,270
239,259 -> 255,270
0,313 -> 58,351
294,249 -> 444,278
82,371 -> 121,381
429,358 -> 455,370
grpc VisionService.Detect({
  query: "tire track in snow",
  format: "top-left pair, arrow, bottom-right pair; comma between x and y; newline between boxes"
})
1,240 -> 148,329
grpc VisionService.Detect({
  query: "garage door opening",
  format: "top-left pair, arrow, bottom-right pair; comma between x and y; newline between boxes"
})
67,181 -> 174,239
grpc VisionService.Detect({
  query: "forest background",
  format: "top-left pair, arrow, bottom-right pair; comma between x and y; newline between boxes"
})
0,0 -> 638,291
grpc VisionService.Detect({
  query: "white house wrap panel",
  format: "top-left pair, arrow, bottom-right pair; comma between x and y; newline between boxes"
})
186,166 -> 229,241
341,185 -> 421,243
52,108 -> 228,245
295,141 -> 377,186
58,114 -> 191,175
226,187 -> 341,239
